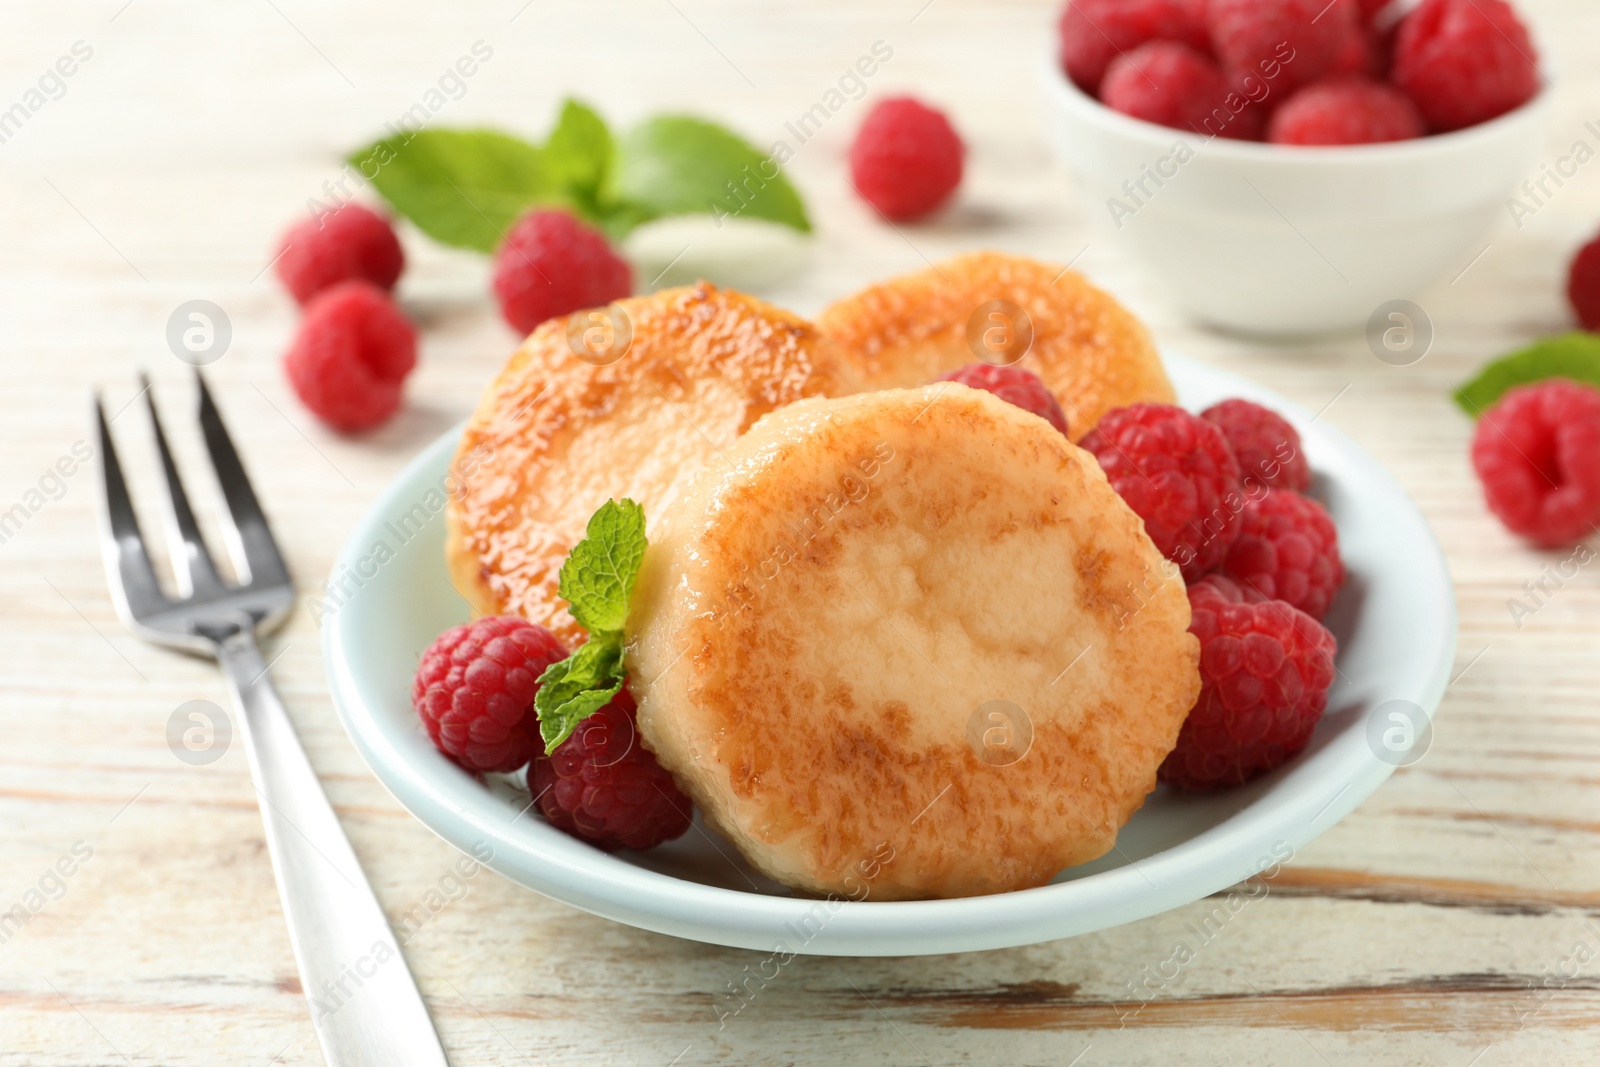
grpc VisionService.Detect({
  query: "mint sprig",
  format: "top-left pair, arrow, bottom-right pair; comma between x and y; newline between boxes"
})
347,98 -> 809,252
1454,332 -> 1600,416
534,499 -> 648,753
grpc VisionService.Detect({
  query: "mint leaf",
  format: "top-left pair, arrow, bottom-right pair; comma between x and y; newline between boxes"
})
349,128 -> 556,252
534,498 -> 649,753
533,638 -> 626,752
557,499 -> 646,635
544,99 -> 613,213
1454,332 -> 1600,416
609,115 -> 810,234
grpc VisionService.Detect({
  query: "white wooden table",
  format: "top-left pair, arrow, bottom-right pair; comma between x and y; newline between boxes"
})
4,0 -> 1600,1063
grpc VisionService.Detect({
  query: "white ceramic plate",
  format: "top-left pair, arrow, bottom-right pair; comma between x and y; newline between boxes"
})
322,355 -> 1456,957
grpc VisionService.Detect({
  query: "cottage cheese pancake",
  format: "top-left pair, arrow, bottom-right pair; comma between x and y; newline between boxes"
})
816,251 -> 1175,441
628,385 -> 1200,899
446,284 -> 862,646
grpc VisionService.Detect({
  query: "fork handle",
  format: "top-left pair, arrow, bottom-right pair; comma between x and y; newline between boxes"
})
218,630 -> 451,1067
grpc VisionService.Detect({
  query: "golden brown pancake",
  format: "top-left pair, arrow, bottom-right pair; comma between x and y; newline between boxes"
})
816,251 -> 1175,441
446,284 -> 863,646
628,385 -> 1200,899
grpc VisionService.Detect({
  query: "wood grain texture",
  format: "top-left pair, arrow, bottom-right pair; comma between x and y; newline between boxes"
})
2,0 -> 1598,1063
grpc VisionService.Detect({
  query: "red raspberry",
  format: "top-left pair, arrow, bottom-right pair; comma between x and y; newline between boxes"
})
283,281 -> 416,431
1357,0 -> 1394,25
1470,379 -> 1600,547
1207,0 -> 1356,95
1101,43 -> 1261,141
1268,78 -> 1425,146
1079,403 -> 1244,581
492,209 -> 633,337
275,203 -> 404,306
939,362 -> 1069,436
1221,489 -> 1345,620
413,617 -> 568,774
529,689 -> 693,851
849,97 -> 964,222
1201,398 -> 1311,492
1058,0 -> 1210,94
1159,575 -> 1338,791
1391,0 -> 1540,132
1567,231 -> 1600,331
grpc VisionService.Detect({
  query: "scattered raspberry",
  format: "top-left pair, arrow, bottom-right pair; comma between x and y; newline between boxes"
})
1159,575 -> 1338,790
940,362 -> 1069,436
1268,78 -> 1425,145
1079,403 -> 1244,581
529,688 -> 693,851
849,97 -> 964,221
283,281 -> 416,431
1207,0 -> 1356,95
275,203 -> 404,306
1058,0 -> 1210,94
1101,43 -> 1259,141
1391,0 -> 1540,132
413,617 -> 569,774
1221,489 -> 1345,620
1357,0 -> 1394,25
1201,398 -> 1311,492
492,209 -> 633,337
1567,231 -> 1600,332
1470,379 -> 1600,547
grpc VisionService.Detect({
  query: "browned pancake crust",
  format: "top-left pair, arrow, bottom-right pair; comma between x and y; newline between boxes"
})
446,283 -> 862,645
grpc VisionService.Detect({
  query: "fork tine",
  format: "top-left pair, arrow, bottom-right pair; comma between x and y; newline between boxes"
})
195,371 -> 292,591
94,389 -> 168,620
142,372 -> 224,596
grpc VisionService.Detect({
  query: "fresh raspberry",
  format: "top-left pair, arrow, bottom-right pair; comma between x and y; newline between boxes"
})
1268,78 -> 1425,146
1079,403 -> 1244,581
1567,231 -> 1600,331
849,97 -> 964,222
1221,489 -> 1345,620
275,203 -> 404,306
283,281 -> 416,431
1201,398 -> 1311,492
1058,0 -> 1210,94
940,362 -> 1069,436
1470,379 -> 1600,547
1159,575 -> 1338,791
1357,0 -> 1394,25
529,689 -> 693,851
1101,43 -> 1261,141
413,617 -> 568,774
1391,0 -> 1540,132
1207,0 -> 1356,95
492,209 -> 633,336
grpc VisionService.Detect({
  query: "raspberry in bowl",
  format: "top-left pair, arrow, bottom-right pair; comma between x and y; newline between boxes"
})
1041,0 -> 1552,334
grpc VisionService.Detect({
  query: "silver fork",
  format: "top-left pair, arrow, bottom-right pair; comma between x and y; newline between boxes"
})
95,372 -> 450,1067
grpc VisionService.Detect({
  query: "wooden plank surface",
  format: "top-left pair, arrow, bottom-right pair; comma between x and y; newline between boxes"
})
3,0 -> 1599,1063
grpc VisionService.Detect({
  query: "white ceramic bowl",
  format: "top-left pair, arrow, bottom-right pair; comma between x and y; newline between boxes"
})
322,355 -> 1456,956
1040,57 -> 1553,335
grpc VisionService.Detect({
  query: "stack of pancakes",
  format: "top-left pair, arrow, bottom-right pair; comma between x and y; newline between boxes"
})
446,252 -> 1200,900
